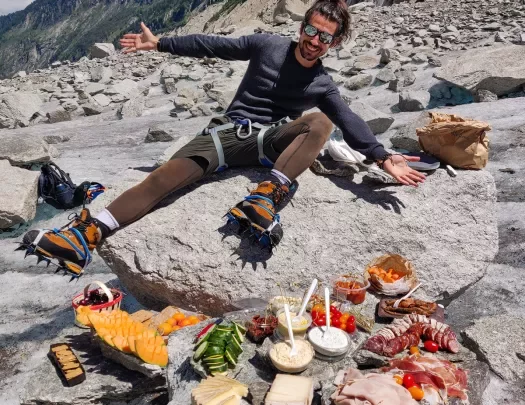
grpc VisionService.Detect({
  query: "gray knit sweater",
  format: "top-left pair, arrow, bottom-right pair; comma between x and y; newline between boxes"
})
159,33 -> 388,160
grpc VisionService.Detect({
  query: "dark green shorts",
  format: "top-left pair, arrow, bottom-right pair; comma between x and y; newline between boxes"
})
171,116 -> 294,176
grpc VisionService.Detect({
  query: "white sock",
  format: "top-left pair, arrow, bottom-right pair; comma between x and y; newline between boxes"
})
95,209 -> 120,231
270,169 -> 291,186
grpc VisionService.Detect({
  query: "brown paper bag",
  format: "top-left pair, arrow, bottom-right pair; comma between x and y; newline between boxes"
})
416,112 -> 491,169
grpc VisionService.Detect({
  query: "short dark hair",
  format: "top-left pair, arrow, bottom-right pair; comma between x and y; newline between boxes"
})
303,0 -> 351,43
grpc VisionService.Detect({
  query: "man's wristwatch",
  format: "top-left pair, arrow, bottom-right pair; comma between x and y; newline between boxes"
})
376,153 -> 392,169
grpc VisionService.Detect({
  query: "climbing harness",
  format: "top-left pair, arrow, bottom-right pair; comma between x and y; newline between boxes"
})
200,117 -> 291,172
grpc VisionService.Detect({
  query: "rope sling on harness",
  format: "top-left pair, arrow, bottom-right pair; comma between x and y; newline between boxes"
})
200,117 -> 291,172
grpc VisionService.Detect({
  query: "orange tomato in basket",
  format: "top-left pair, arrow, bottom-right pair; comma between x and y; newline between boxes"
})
179,319 -> 192,327
187,315 -> 201,325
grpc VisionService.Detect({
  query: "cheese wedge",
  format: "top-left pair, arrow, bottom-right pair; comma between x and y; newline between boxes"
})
265,374 -> 313,405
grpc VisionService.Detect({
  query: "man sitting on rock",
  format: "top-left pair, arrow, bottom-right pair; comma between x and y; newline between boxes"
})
19,0 -> 425,278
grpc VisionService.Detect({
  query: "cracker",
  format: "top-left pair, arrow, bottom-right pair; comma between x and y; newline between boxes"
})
51,345 -> 69,352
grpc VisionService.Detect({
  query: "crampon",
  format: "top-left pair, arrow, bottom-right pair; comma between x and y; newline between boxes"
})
16,208 -> 103,281
224,180 -> 297,250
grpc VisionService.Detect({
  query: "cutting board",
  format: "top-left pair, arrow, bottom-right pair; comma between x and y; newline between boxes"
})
377,299 -> 445,323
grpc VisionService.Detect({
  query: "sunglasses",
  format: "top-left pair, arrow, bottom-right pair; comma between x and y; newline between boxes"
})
303,24 -> 336,45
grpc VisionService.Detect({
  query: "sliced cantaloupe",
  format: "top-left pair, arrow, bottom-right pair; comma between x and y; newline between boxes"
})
76,312 -> 92,327
112,335 -> 132,353
135,338 -> 168,367
128,336 -> 137,354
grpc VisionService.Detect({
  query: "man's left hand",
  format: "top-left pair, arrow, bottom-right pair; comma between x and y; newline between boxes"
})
382,155 -> 426,187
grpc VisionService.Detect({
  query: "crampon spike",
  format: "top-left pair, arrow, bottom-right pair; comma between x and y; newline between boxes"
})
14,244 -> 27,252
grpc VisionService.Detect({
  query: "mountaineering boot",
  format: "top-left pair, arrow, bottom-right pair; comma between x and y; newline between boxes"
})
225,180 -> 291,250
18,208 -> 106,279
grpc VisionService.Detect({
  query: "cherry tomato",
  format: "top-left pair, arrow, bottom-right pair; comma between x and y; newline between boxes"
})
340,323 -> 347,331
403,374 -> 416,388
314,317 -> 326,327
409,346 -> 421,356
424,340 -> 439,353
312,304 -> 324,313
347,315 -> 356,325
346,321 -> 356,333
340,313 -> 350,323
329,305 -> 338,313
393,375 -> 403,385
311,310 -> 319,321
332,317 -> 342,328
408,385 -> 425,401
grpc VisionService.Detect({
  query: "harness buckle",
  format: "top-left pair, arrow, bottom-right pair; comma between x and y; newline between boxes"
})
235,119 -> 252,139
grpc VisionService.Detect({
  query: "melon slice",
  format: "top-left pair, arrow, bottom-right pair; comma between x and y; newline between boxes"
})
128,336 -> 137,354
112,335 -> 132,353
135,338 -> 168,367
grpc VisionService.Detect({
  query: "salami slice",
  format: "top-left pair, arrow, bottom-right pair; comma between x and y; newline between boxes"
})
364,335 -> 387,354
448,339 -> 460,353
433,332 -> 443,347
400,334 -> 411,350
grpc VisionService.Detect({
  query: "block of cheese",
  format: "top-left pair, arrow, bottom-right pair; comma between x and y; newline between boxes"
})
191,375 -> 247,405
264,374 -> 313,405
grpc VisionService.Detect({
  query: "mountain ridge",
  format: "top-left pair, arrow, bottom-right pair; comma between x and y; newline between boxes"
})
0,0 -> 206,79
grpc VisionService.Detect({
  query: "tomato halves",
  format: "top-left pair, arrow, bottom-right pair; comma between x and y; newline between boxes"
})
424,340 -> 439,353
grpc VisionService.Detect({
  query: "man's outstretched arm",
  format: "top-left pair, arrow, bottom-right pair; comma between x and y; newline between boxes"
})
319,86 -> 426,187
119,22 -> 258,61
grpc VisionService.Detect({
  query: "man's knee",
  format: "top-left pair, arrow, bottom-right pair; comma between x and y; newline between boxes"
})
304,112 -> 333,142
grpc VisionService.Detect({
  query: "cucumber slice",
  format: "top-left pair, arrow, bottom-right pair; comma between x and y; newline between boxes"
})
225,349 -> 238,366
233,324 -> 245,343
233,321 -> 247,335
195,324 -> 217,348
208,362 -> 228,373
204,345 -> 224,357
203,354 -> 224,363
210,370 -> 229,376
227,341 -> 242,356
193,341 -> 208,361
203,357 -> 225,365
216,326 -> 233,332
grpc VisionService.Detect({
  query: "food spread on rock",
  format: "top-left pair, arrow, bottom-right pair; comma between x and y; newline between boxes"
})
193,320 -> 247,376
269,339 -> 314,373
65,255 -> 468,404
191,375 -> 248,405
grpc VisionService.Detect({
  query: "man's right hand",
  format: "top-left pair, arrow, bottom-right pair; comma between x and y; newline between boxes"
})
119,22 -> 159,54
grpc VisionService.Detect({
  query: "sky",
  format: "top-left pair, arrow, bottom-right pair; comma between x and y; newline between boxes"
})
0,0 -> 34,16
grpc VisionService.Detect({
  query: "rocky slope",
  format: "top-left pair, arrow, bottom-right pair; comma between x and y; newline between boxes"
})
0,0 -> 207,79
0,0 -> 524,404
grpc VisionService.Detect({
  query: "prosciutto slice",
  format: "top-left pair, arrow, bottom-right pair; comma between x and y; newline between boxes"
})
383,354 -> 468,401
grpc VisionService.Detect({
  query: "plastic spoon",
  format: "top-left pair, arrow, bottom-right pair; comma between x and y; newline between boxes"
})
324,287 -> 331,335
393,283 -> 422,308
294,279 -> 318,322
284,304 -> 297,356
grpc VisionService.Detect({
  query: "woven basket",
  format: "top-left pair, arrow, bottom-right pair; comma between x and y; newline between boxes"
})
72,281 -> 123,328
364,254 -> 418,296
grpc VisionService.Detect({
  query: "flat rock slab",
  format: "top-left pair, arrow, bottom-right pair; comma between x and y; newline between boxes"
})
435,46 -> 525,96
98,168 -> 497,315
0,160 -> 39,228
96,336 -> 164,379
20,332 -> 165,405
0,133 -> 53,165
462,314 -> 525,382
166,318 -> 366,405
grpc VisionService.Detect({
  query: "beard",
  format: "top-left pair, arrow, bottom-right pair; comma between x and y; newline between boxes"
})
299,39 -> 323,61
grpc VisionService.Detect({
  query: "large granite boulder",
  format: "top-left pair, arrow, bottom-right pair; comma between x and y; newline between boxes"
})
349,101 -> 394,134
435,46 -> 525,96
0,160 -> 39,228
0,92 -> 42,128
0,133 -> 53,165
90,43 -> 115,59
97,166 -> 497,315
462,314 -> 525,382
